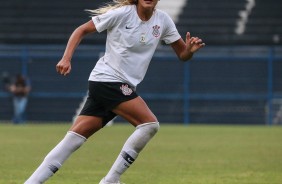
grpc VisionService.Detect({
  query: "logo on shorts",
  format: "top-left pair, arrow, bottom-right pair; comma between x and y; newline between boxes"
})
120,84 -> 133,96
152,25 -> 160,38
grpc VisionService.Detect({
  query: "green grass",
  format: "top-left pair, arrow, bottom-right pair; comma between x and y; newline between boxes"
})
0,123 -> 282,184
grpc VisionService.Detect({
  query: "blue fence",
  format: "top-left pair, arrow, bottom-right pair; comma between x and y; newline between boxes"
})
0,45 -> 281,125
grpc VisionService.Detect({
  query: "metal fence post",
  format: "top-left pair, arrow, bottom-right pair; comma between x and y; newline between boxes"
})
267,47 -> 274,125
183,62 -> 190,125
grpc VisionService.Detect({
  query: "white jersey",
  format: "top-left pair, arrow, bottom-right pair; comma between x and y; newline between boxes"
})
89,5 -> 181,88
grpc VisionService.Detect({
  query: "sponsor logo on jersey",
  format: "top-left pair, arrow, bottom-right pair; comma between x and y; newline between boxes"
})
126,25 -> 134,29
152,25 -> 160,37
120,84 -> 133,96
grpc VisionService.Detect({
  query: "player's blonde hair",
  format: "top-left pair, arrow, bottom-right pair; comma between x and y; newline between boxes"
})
86,0 -> 137,15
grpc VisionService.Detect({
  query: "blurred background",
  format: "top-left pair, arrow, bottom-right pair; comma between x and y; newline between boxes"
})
0,0 -> 281,125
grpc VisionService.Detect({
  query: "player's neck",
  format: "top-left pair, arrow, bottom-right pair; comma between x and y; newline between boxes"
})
136,6 -> 154,21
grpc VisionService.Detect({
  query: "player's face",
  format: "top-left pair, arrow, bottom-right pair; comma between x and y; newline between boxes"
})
138,0 -> 158,10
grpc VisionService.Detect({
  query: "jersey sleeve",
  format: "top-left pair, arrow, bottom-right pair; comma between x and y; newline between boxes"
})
161,13 -> 181,44
92,8 -> 123,33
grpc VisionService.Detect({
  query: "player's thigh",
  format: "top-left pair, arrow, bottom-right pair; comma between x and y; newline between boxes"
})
112,96 -> 158,127
70,115 -> 103,138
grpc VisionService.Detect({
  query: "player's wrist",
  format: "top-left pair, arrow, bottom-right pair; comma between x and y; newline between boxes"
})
62,56 -> 72,63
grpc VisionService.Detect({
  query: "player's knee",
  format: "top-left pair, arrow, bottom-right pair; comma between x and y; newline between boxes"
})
150,122 -> 160,135
132,122 -> 160,152
137,122 -> 160,136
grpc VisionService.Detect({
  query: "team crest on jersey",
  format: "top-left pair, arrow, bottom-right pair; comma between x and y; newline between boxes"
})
152,25 -> 160,37
120,84 -> 133,96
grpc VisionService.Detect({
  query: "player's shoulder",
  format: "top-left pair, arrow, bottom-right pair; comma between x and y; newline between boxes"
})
111,5 -> 135,16
155,8 -> 171,18
154,9 -> 175,27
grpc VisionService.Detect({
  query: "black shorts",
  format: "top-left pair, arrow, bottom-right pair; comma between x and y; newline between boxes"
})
79,81 -> 138,126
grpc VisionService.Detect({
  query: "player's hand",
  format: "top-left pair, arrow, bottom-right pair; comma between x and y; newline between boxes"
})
56,59 -> 71,76
186,32 -> 205,53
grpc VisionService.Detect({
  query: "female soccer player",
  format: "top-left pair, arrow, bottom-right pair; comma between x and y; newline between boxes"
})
24,0 -> 205,183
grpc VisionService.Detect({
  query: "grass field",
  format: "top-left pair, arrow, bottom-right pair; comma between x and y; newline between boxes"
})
0,123 -> 282,184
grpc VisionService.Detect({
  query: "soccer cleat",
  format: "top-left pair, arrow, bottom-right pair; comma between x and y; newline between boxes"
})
99,177 -> 125,184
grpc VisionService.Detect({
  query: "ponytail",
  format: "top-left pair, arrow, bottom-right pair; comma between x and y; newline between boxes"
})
86,0 -> 137,15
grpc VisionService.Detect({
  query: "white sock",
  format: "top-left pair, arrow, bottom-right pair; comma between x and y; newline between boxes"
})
24,131 -> 86,184
104,122 -> 160,183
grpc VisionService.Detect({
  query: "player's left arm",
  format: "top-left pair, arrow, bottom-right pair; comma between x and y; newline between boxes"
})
56,20 -> 97,76
170,32 -> 205,61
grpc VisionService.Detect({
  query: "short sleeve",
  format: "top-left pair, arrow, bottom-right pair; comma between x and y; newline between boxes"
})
92,8 -> 123,33
161,13 -> 181,44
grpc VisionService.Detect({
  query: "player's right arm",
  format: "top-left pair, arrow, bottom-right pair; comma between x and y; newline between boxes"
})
56,20 -> 97,76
